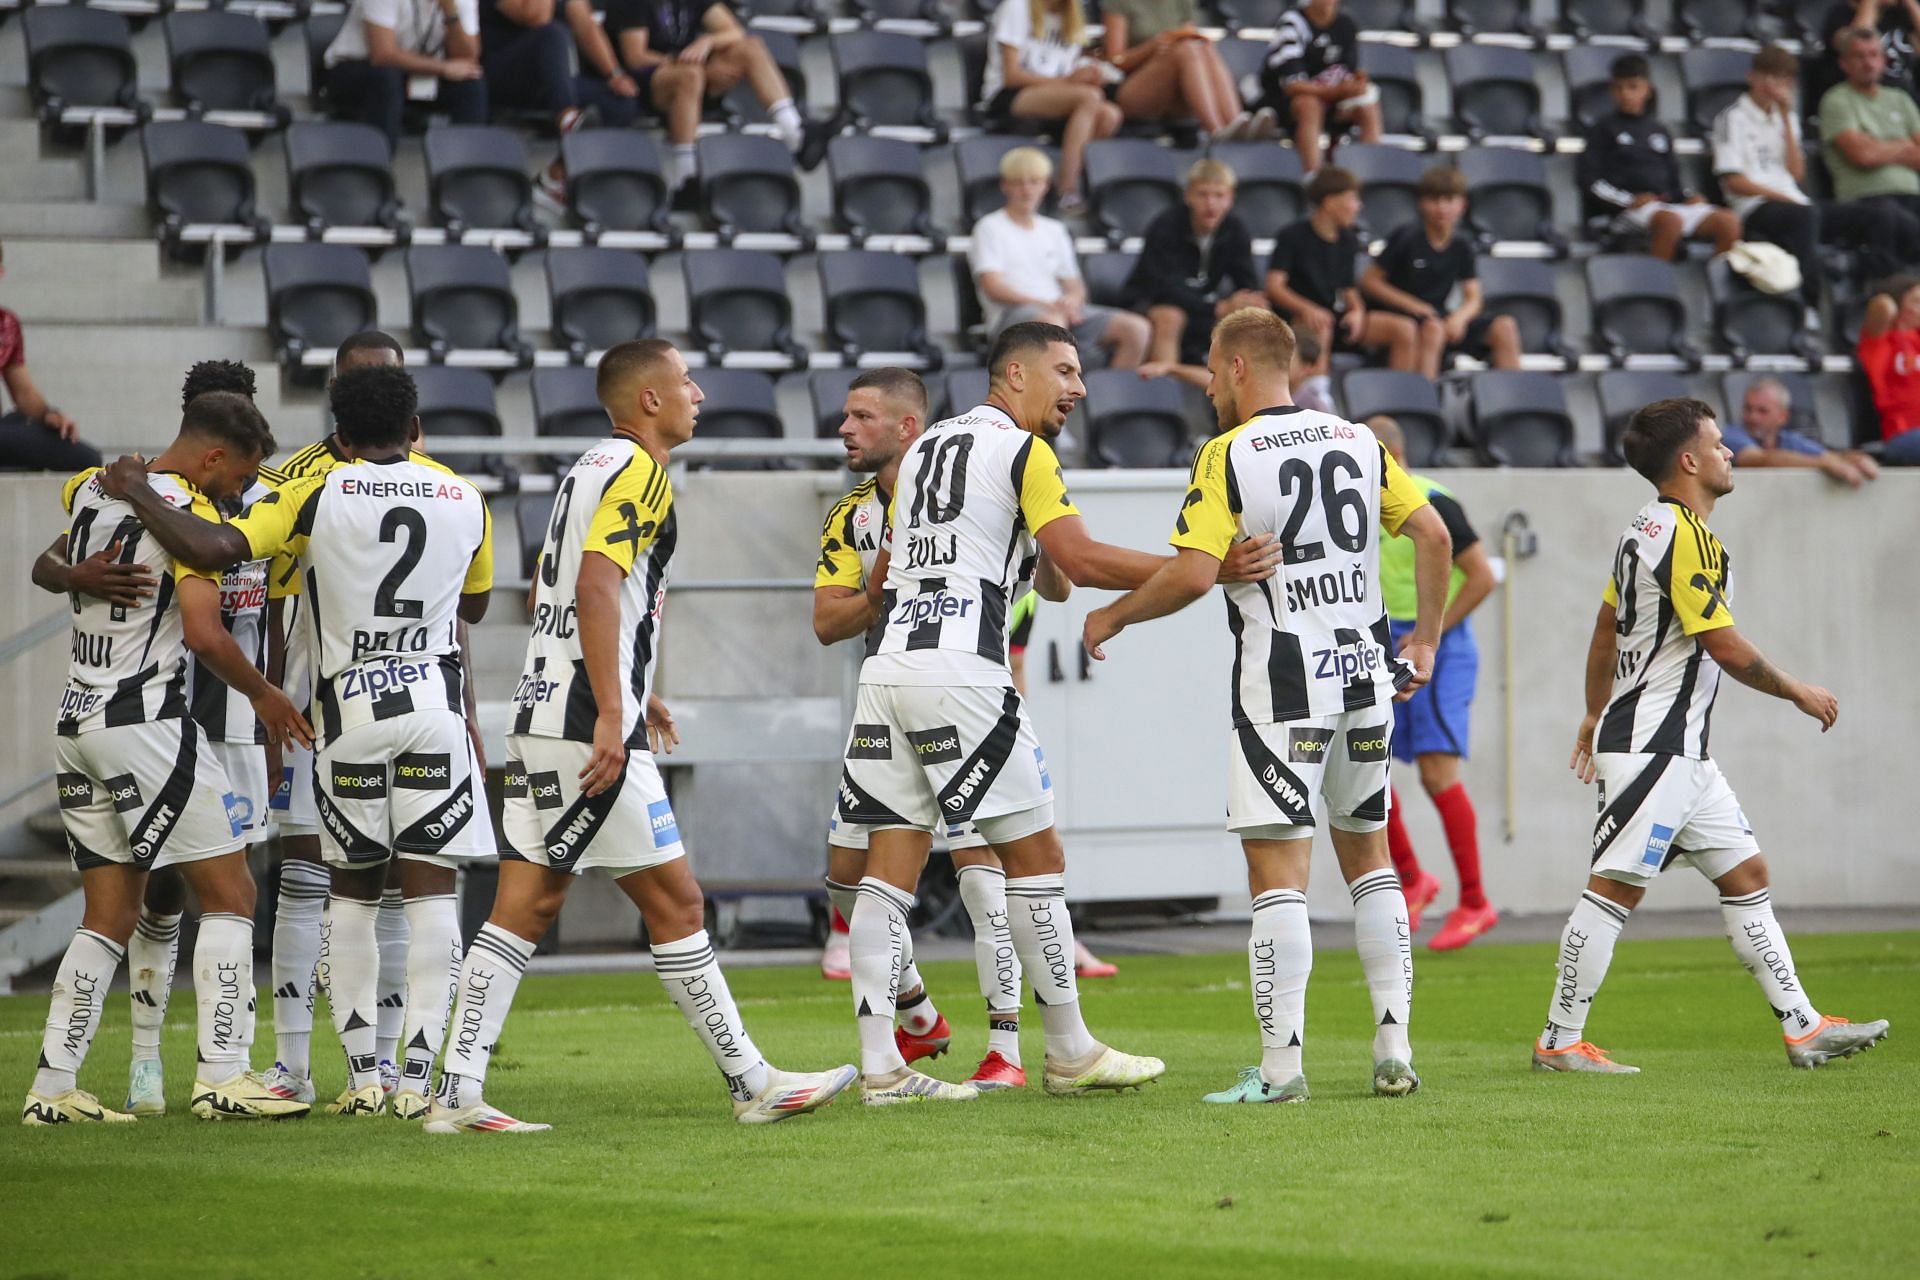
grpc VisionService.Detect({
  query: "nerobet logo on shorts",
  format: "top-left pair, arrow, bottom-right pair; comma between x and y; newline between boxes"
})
528,770 -> 564,810
55,773 -> 94,809
393,753 -> 451,790
1287,727 -> 1334,763
908,725 -> 961,763
103,774 -> 143,814
1346,728 -> 1388,762
847,724 -> 892,760
331,763 -> 386,798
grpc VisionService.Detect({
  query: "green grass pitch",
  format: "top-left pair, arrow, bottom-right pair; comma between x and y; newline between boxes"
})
1,931 -> 1916,1279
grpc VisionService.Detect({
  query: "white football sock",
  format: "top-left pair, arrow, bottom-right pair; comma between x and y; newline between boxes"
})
824,877 -> 859,926
672,143 -> 697,190
399,893 -> 461,1094
769,97 -> 805,149
1540,889 -> 1629,1048
958,864 -> 1022,1017
1720,888 -> 1819,1036
896,920 -> 938,1034
1006,873 -> 1096,1062
439,922 -> 536,1107
271,859 -> 328,1077
1350,868 -> 1413,1064
193,913 -> 253,1086
375,887 -> 409,1066
1251,888 -> 1310,1085
127,908 -> 181,1064
849,878 -> 910,1076
325,895 -> 382,1090
32,928 -> 125,1097
652,930 -> 770,1100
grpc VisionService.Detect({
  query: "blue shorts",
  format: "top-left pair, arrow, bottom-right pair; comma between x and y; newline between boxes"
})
1389,619 -> 1477,762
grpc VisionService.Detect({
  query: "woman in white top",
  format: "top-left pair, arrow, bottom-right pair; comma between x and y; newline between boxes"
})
325,0 -> 486,142
979,0 -> 1121,212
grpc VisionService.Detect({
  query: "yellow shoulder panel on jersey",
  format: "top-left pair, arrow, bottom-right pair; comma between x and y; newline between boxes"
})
816,477 -> 876,591
229,472 -> 326,563
61,466 -> 100,516
1602,573 -> 1619,609
1014,435 -> 1079,537
277,439 -> 341,480
584,451 -> 672,575
1377,443 -> 1429,537
1168,426 -> 1242,560
411,449 -> 457,477
257,461 -> 291,487
463,497 -> 495,595
1665,503 -> 1734,636
155,476 -> 223,584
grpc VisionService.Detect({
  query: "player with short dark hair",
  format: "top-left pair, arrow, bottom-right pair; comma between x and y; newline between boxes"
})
1535,397 -> 1888,1074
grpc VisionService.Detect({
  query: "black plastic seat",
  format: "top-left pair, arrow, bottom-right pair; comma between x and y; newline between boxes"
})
1456,150 -> 1560,248
285,121 -> 400,229
516,490 -> 558,577
305,11 -> 346,106
951,253 -> 986,349
1082,252 -> 1139,310
1341,369 -> 1448,466
1469,371 -> 1578,466
1448,0 -> 1538,37
954,136 -> 1059,223
1562,0 -> 1652,40
1343,0 -> 1420,28
1082,370 -> 1189,468
1445,45 -> 1547,141
1477,258 -> 1574,360
1564,46 -> 1631,133
425,125 -> 534,232
1085,139 -> 1183,240
561,129 -> 668,235
1596,370 -> 1688,463
810,368 -> 861,438
547,248 -> 655,356
820,251 -> 937,363
1675,0 -> 1775,41
831,32 -> 939,131
944,368 -> 988,421
164,12 -> 277,115
24,6 -> 139,117
1708,257 -> 1806,361
412,367 -> 504,479
690,368 -> 784,470
1681,48 -> 1752,137
406,246 -> 524,354
532,367 -> 608,439
1337,144 -> 1427,241
829,136 -> 934,238
847,0 -> 947,25
1360,42 -> 1426,140
1212,0 -> 1289,24
1216,37 -> 1265,104
263,243 -> 377,364
141,122 -> 260,230
698,134 -> 805,238
684,249 -> 804,363
1207,142 -> 1303,238
1585,254 -> 1691,361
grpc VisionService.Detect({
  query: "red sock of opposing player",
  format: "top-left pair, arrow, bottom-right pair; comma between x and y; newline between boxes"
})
831,906 -> 850,935
1386,791 -> 1422,887
1432,782 -> 1485,909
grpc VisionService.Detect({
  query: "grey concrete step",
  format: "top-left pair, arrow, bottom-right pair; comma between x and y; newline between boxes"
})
0,855 -> 80,882
0,122 -> 89,202
0,201 -> 151,238
1,239 -> 204,324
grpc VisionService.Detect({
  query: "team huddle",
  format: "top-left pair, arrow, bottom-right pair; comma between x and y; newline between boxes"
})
21,309 -> 1889,1129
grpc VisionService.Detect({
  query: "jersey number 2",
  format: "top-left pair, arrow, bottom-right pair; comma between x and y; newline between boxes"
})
375,508 -> 427,619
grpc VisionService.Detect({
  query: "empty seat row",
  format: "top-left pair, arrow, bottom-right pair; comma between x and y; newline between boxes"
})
26,7 -> 281,120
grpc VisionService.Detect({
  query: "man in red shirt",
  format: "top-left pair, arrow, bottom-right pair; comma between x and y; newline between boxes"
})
1,242 -> 99,471
1858,276 -> 1920,463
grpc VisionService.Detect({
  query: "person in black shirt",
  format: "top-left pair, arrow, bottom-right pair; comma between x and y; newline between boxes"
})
1125,158 -> 1265,379
1810,0 -> 1919,105
1266,166 -> 1418,369
1579,54 -> 1741,260
1255,1 -> 1382,175
1362,165 -> 1522,378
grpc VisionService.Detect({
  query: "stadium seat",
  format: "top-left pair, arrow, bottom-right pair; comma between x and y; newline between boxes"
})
951,253 -> 986,349
1445,45 -> 1548,142
819,251 -> 939,364
1081,252 -> 1139,310
411,366 -> 505,479
1477,258 -> 1576,361
163,12 -> 278,115
1447,0 -> 1540,38
1337,144 -> 1427,241
721,31 -> 806,126
424,126 -> 535,232
1468,371 -> 1578,467
1085,140 -> 1184,240
958,32 -> 1037,135
688,368 -> 784,469
1456,150 -> 1560,249
546,248 -> 655,357
1585,254 -> 1694,362
684,249 -> 806,364
1341,369 -> 1449,467
1680,48 -> 1751,137
1563,46 -> 1627,133
406,246 -> 527,357
141,122 -> 263,238
1562,0 -> 1653,41
955,136 -> 1059,223
1596,370 -> 1688,462
23,6 -> 139,118
515,490 -> 557,578
1359,42 -> 1427,141
810,368 -> 860,438
831,32 -> 940,132
1216,38 -> 1266,103
1674,0 -> 1778,41
945,368 -> 988,421
1211,0 -> 1289,26
285,122 -> 401,230
697,135 -> 806,239
829,136 -> 935,238
561,129 -> 669,235
847,0 -> 947,26
1722,369 -> 1822,440
1207,142 -> 1303,238
305,11 -> 346,107
263,243 -> 377,366
1707,258 -> 1809,362
531,366 -> 609,444
1082,370 -> 1189,468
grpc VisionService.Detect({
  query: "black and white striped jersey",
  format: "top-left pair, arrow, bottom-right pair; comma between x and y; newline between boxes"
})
189,479 -> 273,744
57,469 -> 221,736
1170,406 -> 1430,726
511,437 -> 677,748
862,404 -> 1074,687
229,457 -> 494,745
1596,497 -> 1734,760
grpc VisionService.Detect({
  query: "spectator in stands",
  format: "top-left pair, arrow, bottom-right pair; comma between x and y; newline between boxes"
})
1252,1 -> 1381,176
325,0 -> 487,143
1725,375 -> 1880,486
1580,54 -> 1741,260
0,242 -> 99,472
1717,45 -> 1913,301
1810,0 -> 1919,105
1858,275 -> 1920,462
968,148 -> 1150,368
1100,0 -> 1256,138
979,0 -> 1123,214
1361,165 -> 1522,379
1267,166 -> 1418,371
1292,329 -> 1335,415
1819,26 -> 1920,243
1124,159 -> 1264,378
606,0 -> 825,202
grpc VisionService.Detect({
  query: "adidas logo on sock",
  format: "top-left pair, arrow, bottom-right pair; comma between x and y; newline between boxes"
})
274,983 -> 301,999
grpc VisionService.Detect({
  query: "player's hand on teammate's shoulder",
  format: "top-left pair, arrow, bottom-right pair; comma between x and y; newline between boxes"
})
646,695 -> 679,756
69,538 -> 155,606
1219,532 -> 1281,584
99,454 -> 147,498
1082,606 -> 1121,662
580,712 -> 628,797
252,684 -> 314,751
1791,682 -> 1838,732
1570,713 -> 1600,783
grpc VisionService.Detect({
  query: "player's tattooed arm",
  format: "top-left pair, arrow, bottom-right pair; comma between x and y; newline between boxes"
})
1700,626 -> 1838,731
99,455 -> 250,570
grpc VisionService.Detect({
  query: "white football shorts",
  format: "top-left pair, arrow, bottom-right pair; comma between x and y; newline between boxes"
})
1227,711 -> 1393,838
55,718 -> 242,870
313,710 -> 485,870
1590,752 -> 1759,885
837,683 -> 1053,836
500,734 -> 686,875
209,740 -> 270,846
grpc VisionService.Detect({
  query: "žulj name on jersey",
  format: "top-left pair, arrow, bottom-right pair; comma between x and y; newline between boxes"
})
903,532 -> 958,571
339,655 -> 438,701
1288,564 -> 1369,613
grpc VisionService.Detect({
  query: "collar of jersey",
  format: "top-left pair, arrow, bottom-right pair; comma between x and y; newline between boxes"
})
967,402 -> 1018,429
1246,405 -> 1306,419
151,467 -> 206,496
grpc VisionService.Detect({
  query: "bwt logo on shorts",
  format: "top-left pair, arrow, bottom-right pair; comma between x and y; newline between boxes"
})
331,763 -> 386,798
393,753 -> 452,790
104,774 -> 143,814
529,770 -> 564,810
847,724 -> 892,760
908,725 -> 962,763
1640,823 -> 1676,871
1346,727 -> 1389,762
648,798 -> 680,848
1260,764 -> 1307,811
1287,727 -> 1334,763
55,773 -> 93,809
501,762 -> 529,797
